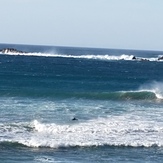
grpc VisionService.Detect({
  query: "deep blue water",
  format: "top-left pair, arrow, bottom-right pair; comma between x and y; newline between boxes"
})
1,43 -> 163,162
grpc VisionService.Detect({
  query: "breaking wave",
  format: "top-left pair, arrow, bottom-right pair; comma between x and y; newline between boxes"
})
139,81 -> 163,99
1,118 -> 163,148
74,81 -> 163,101
72,90 -> 162,101
0,89 -> 162,101
0,49 -> 162,61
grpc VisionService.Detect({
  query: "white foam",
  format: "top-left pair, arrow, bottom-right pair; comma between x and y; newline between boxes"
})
1,51 -> 160,61
28,118 -> 163,147
34,156 -> 57,163
0,51 -> 133,60
1,115 -> 163,148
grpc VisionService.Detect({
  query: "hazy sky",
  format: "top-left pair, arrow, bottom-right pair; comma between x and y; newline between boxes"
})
0,0 -> 162,50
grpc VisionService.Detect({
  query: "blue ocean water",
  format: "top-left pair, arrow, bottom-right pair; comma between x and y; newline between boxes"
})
1,43 -> 163,162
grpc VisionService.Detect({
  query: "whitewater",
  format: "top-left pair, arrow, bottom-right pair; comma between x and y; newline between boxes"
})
1,115 -> 163,148
0,48 -> 163,61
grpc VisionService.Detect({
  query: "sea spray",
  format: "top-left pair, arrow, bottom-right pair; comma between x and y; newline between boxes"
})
139,81 -> 163,99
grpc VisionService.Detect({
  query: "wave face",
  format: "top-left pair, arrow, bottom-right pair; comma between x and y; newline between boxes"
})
71,90 -> 161,101
0,88 -> 161,101
44,90 -> 161,101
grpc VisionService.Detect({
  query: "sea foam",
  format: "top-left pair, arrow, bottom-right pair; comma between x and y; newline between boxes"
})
1,116 -> 163,148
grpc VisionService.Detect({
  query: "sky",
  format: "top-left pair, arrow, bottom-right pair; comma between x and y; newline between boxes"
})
0,0 -> 163,51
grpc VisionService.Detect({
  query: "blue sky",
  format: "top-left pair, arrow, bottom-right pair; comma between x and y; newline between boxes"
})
0,0 -> 162,50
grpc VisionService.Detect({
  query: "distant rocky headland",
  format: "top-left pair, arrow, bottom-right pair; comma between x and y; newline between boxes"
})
0,48 -> 27,54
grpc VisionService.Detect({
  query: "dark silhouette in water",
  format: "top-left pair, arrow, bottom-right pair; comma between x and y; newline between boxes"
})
158,56 -> 163,61
132,56 -> 136,60
72,117 -> 78,121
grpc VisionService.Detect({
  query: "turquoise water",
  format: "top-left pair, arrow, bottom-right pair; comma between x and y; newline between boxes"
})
0,44 -> 163,162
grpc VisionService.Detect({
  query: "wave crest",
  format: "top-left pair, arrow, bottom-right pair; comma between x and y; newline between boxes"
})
139,81 -> 163,99
54,90 -> 161,101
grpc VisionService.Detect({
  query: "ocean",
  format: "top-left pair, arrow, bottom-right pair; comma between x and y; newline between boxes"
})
0,43 -> 163,162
